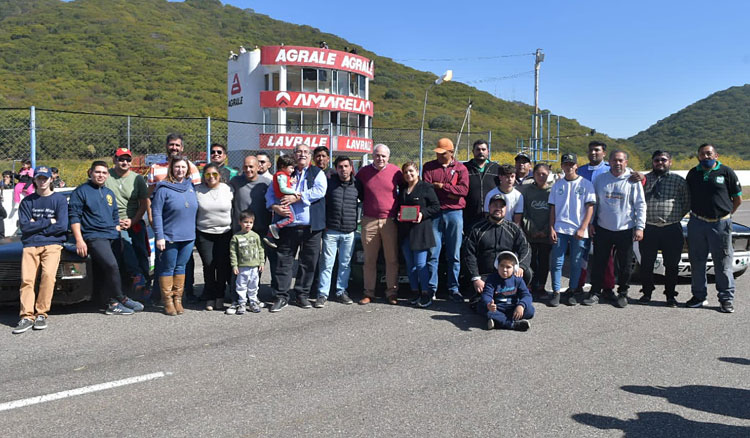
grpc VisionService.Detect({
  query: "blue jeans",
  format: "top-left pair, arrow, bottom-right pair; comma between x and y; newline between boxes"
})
120,224 -> 150,281
428,209 -> 463,294
316,229 -> 355,298
479,303 -> 535,329
550,233 -> 586,292
157,241 -> 195,277
687,216 -> 735,302
401,237 -> 430,292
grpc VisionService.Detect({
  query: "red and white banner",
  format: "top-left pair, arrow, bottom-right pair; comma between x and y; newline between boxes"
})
259,133 -> 329,150
261,46 -> 374,79
335,136 -> 373,154
260,91 -> 374,117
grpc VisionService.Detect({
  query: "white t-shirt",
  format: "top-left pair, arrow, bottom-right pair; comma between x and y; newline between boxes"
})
483,187 -> 524,221
548,176 -> 596,237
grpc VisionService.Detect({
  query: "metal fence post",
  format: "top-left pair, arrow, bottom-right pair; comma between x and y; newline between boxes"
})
488,130 -> 492,158
127,115 -> 131,150
206,116 -> 211,159
30,106 -> 36,167
419,129 -> 424,171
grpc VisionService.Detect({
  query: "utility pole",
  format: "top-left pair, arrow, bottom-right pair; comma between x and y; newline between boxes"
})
532,48 -> 544,159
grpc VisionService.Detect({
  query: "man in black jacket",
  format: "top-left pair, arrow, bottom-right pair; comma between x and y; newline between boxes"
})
462,194 -> 532,305
463,139 -> 500,234
314,156 -> 359,307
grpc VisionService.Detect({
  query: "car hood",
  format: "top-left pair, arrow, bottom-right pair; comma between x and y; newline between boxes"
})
0,236 -> 85,261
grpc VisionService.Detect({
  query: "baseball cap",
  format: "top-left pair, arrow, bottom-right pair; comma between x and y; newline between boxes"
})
561,153 -> 577,164
115,147 -> 132,157
489,193 -> 507,205
34,166 -> 53,179
434,138 -> 454,154
515,152 -> 531,162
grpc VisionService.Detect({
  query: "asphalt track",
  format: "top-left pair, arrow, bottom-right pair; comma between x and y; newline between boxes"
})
2,208 -> 749,437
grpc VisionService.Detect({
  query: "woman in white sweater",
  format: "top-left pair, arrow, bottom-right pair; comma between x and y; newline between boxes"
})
195,163 -> 234,311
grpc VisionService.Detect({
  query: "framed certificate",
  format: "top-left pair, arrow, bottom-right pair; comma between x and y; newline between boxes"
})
399,205 -> 420,222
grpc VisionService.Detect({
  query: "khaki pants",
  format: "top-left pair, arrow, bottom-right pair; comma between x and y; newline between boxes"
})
19,245 -> 63,319
361,216 -> 399,298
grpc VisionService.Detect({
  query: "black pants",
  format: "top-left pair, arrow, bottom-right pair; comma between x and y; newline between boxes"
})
274,226 -> 322,301
195,230 -> 232,300
591,226 -> 634,294
529,242 -> 551,291
639,223 -> 683,297
88,238 -> 126,303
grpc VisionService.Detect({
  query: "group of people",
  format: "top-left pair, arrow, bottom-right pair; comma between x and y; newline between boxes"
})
11,134 -> 741,334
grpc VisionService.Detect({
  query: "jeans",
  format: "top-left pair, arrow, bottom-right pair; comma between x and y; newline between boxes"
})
428,209 -> 463,294
88,238 -> 126,303
550,234 -> 586,292
274,226 -> 322,301
639,223 -> 683,297
401,237 -> 430,292
157,240 -> 195,277
529,242 -> 552,291
591,226 -> 634,294
687,216 -> 735,302
120,224 -> 150,282
316,229 -> 355,298
195,230 -> 232,300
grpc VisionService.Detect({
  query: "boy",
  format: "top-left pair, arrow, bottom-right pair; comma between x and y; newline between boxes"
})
228,210 -> 265,315
13,166 -> 69,334
481,251 -> 534,331
264,154 -> 300,247
483,164 -> 523,224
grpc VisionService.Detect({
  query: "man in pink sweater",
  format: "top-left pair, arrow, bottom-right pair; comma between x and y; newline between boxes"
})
355,144 -> 403,305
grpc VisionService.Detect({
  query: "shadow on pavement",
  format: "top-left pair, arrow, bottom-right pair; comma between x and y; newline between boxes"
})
572,412 -> 750,437
621,384 -> 750,420
718,356 -> 750,366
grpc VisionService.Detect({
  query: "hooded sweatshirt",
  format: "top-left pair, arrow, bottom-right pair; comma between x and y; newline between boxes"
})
152,179 -> 198,242
593,170 -> 646,231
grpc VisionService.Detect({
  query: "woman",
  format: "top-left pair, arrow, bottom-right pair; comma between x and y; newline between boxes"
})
195,163 -> 234,311
152,156 -> 198,316
397,161 -> 440,308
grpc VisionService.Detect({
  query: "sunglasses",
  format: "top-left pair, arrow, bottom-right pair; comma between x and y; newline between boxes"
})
204,172 -> 220,178
210,150 -> 224,155
117,157 -> 132,162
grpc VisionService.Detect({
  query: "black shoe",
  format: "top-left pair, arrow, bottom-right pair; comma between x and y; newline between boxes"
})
581,293 -> 599,306
270,298 -> 288,313
685,296 -> 708,308
512,319 -> 531,331
12,318 -> 34,334
615,294 -> 628,308
548,292 -> 561,307
314,296 -> 327,308
417,291 -> 433,308
638,294 -> 652,304
33,315 -> 48,330
449,291 -> 465,303
564,291 -> 578,306
666,296 -> 679,307
297,296 -> 312,309
602,289 -> 617,302
408,291 -> 421,306
338,292 -> 353,305
720,301 -> 735,313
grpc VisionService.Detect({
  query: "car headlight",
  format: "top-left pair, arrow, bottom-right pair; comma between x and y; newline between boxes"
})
59,262 -> 86,279
733,237 -> 750,252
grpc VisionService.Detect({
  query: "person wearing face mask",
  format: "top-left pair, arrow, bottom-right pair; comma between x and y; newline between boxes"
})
637,151 -> 689,307
684,143 -> 742,313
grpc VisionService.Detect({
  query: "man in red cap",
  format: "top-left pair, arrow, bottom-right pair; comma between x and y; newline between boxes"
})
421,138 -> 469,306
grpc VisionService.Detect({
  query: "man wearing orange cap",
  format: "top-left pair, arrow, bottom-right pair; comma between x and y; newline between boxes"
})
421,138 -> 470,306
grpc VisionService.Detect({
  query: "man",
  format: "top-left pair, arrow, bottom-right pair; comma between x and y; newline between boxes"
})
514,153 -> 534,186
638,150 -> 690,307
255,152 -> 273,184
422,138 -> 470,304
50,167 -> 65,188
12,166 -> 68,334
483,164 -> 523,224
464,139 -> 500,234
70,161 -> 144,315
518,163 -> 552,296
685,143 -> 741,313
209,143 -> 238,183
315,156 -> 358,307
265,144 -> 327,312
462,194 -> 532,308
313,146 -> 336,179
355,143 -> 402,305
104,148 -> 150,299
582,150 -> 646,308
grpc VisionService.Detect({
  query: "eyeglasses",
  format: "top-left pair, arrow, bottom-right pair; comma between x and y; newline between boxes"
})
295,150 -> 310,156
204,172 -> 220,178
652,158 -> 668,163
257,160 -> 268,164
210,150 -> 224,155
117,157 -> 132,162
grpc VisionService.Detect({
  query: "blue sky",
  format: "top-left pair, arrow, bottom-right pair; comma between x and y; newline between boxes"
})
220,0 -> 750,139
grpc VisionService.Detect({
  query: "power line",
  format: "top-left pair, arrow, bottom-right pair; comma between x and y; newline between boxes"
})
458,70 -> 535,85
394,52 -> 534,62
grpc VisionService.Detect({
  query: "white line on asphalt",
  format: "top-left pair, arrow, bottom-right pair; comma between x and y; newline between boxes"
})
0,371 -> 169,412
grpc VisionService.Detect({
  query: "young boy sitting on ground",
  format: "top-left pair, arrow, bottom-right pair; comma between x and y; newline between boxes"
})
481,251 -> 535,331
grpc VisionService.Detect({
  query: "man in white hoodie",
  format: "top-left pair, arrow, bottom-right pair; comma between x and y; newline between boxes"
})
582,150 -> 646,308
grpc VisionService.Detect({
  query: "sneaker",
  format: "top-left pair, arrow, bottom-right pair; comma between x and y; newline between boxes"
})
12,318 -> 34,334
563,291 -> 577,306
512,319 -> 531,331
225,304 -> 238,315
615,294 -> 628,308
638,294 -> 652,304
602,289 -> 617,302
33,315 -> 48,330
248,301 -> 261,313
235,303 -> 246,315
268,224 -> 280,239
314,296 -> 327,308
720,301 -> 735,313
120,297 -> 144,312
417,291 -> 433,308
685,296 -> 708,308
338,292 -> 353,305
270,298 -> 288,313
297,296 -> 312,309
263,237 -> 278,249
205,300 -> 215,311
666,296 -> 679,307
449,291 -> 464,303
581,293 -> 599,306
548,291 -> 561,307
487,318 -> 495,330
105,301 -> 135,315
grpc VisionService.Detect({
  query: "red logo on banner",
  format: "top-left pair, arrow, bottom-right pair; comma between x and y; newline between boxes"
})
260,91 -> 373,117
260,133 -> 329,150
275,92 -> 291,107
231,74 -> 242,95
336,136 -> 373,153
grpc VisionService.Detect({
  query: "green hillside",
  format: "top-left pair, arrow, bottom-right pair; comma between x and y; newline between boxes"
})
629,84 -> 750,158
0,0 -> 631,162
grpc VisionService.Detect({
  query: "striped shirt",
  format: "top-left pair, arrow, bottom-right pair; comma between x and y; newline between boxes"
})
644,171 -> 690,225
147,161 -> 202,187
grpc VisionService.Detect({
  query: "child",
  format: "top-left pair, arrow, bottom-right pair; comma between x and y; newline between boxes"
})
265,154 -> 300,245
228,210 -> 265,315
481,251 -> 534,331
13,160 -> 35,204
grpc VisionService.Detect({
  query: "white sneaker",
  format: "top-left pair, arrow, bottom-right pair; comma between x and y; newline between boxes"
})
205,300 -> 215,311
225,304 -> 238,315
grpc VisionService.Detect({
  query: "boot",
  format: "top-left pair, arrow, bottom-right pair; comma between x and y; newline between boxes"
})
159,276 -> 176,316
172,274 -> 186,315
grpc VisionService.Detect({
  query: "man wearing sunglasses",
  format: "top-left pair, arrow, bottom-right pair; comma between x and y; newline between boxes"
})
637,150 -> 689,307
209,143 -> 238,184
105,148 -> 151,301
255,152 -> 273,184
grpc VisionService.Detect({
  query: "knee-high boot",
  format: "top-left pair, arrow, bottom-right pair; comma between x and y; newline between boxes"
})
172,274 -> 186,315
159,276 -> 176,316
